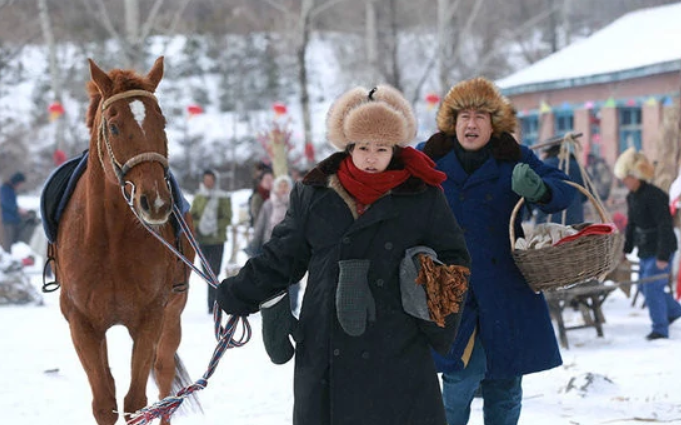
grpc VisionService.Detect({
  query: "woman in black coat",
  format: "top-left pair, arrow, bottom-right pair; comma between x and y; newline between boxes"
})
217,85 -> 471,425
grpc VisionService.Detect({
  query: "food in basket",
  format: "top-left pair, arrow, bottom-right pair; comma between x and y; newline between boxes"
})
514,223 -> 578,250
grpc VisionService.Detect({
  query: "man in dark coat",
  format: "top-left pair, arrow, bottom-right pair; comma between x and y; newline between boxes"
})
418,77 -> 576,425
217,85 -> 471,425
615,147 -> 681,340
1,172 -> 28,252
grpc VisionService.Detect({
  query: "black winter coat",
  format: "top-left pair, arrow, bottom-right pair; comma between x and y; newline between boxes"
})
217,152 -> 471,425
624,181 -> 677,261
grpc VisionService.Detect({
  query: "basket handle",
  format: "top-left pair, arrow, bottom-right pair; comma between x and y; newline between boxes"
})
508,180 -> 610,248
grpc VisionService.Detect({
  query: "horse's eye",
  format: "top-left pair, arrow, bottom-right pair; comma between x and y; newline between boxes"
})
109,124 -> 119,135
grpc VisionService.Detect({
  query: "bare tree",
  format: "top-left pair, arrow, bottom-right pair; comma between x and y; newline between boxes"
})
257,0 -> 349,166
437,0 -> 485,94
82,0 -> 168,69
37,0 -> 64,152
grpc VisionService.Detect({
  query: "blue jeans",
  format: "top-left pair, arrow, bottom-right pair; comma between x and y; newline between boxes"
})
639,256 -> 681,337
441,334 -> 523,425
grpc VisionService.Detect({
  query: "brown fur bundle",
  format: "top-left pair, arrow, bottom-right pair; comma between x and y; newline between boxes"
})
415,254 -> 470,327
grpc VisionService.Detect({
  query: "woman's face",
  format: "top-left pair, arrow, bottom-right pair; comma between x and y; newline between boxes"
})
350,141 -> 393,173
260,173 -> 274,190
275,180 -> 290,197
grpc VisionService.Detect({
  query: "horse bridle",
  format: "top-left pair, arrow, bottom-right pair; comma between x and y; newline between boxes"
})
97,89 -> 170,205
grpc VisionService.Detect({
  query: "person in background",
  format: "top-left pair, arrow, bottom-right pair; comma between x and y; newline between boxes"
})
1,172 -> 28,253
245,174 -> 301,310
534,144 -> 586,225
615,147 -> 681,340
418,77 -> 576,425
248,168 -> 274,227
217,84 -> 471,425
190,169 -> 232,313
587,152 -> 613,202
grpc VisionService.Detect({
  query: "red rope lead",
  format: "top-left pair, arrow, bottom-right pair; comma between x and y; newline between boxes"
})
126,313 -> 251,425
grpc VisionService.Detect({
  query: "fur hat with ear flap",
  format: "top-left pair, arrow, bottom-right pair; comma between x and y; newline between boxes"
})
614,147 -> 655,181
437,77 -> 517,137
326,84 -> 417,150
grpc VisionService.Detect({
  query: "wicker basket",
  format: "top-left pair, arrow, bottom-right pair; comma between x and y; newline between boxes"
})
510,181 -> 625,292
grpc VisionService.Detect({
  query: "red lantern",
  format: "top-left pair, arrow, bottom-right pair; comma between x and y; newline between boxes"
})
48,101 -> 65,121
53,149 -> 67,166
272,102 -> 287,117
304,142 -> 315,162
186,104 -> 204,118
425,93 -> 440,110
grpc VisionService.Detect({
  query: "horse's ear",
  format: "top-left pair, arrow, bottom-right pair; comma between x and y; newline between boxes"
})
147,56 -> 164,91
88,58 -> 113,97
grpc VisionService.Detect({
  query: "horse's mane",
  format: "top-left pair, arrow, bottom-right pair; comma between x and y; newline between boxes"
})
85,69 -> 158,131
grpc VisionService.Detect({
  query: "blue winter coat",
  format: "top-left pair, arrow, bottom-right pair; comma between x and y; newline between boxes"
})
419,133 -> 575,379
1,183 -> 20,224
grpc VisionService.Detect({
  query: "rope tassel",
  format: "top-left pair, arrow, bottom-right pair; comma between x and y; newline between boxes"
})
126,314 -> 251,424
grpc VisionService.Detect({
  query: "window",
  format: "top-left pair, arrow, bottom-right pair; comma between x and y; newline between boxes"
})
553,110 -> 574,137
520,115 -> 539,146
618,107 -> 642,152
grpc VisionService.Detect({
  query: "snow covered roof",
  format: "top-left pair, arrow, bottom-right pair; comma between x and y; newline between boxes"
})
497,2 -> 681,96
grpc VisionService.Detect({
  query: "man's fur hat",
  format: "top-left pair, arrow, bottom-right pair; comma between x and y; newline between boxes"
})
437,77 -> 517,137
326,84 -> 416,150
614,147 -> 654,181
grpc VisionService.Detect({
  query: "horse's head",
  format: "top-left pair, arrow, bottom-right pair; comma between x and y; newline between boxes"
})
86,57 -> 173,225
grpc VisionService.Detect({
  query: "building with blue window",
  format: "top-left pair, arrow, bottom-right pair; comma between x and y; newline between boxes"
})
496,2 -> 680,170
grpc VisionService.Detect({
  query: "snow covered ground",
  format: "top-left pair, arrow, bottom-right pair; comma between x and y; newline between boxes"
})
1,194 -> 681,424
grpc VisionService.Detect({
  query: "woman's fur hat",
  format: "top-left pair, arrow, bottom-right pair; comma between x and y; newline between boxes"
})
614,147 -> 654,181
437,77 -> 517,137
326,84 -> 417,150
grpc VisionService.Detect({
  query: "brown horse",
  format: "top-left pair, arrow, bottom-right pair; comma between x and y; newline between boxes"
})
53,57 -> 195,425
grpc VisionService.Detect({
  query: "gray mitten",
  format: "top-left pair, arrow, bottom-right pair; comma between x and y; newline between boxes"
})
336,259 -> 375,336
259,291 -> 300,365
399,246 -> 441,321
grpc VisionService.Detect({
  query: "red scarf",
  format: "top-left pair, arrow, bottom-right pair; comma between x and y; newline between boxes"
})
337,147 -> 446,207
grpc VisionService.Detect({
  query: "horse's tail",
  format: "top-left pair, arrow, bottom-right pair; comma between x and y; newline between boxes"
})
152,353 -> 203,415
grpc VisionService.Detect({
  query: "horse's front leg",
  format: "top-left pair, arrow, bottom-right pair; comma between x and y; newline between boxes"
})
63,304 -> 118,425
123,311 -> 164,421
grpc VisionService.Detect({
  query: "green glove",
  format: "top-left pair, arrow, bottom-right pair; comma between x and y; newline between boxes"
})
259,291 -> 300,365
512,163 -> 547,202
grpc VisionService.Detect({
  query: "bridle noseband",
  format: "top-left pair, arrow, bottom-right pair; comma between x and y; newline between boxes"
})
97,89 -> 170,205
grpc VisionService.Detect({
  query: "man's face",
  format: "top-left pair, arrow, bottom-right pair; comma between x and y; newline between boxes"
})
203,174 -> 215,189
455,109 -> 494,151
